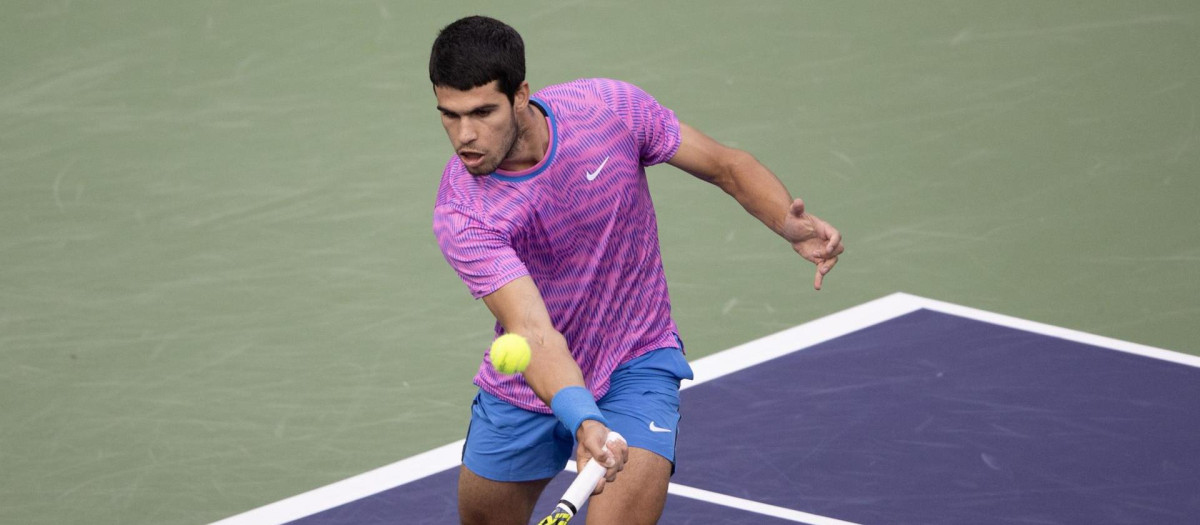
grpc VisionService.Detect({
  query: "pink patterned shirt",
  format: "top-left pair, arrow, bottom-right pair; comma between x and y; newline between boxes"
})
433,78 -> 683,413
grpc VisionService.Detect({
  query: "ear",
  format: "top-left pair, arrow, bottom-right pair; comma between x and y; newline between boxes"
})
512,81 -> 530,112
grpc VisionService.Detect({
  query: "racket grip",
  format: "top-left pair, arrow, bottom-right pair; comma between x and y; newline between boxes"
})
557,431 -> 625,516
558,460 -> 605,516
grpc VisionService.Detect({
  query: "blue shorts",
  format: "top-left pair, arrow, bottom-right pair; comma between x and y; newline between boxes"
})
462,347 -> 694,482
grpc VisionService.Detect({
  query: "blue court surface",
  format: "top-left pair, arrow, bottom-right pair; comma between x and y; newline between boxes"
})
215,294 -> 1200,524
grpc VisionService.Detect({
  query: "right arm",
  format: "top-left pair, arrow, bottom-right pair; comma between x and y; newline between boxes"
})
481,275 -> 583,408
433,203 -> 626,487
481,276 -> 627,487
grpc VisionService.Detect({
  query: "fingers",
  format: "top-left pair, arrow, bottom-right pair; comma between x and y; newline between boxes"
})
821,255 -> 839,275
576,426 -> 627,495
810,216 -> 842,257
601,432 -> 627,484
804,217 -> 842,290
824,228 -> 843,258
782,199 -> 844,290
605,433 -> 628,468
813,255 -> 839,290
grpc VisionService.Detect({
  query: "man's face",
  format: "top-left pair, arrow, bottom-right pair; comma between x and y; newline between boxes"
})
434,81 -> 519,175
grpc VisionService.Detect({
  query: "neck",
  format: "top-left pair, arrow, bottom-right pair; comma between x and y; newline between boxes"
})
498,102 -> 548,172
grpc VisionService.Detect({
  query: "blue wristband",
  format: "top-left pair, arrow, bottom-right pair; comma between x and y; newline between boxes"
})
551,386 -> 607,434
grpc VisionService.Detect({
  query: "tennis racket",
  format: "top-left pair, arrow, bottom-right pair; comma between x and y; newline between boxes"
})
536,431 -> 625,525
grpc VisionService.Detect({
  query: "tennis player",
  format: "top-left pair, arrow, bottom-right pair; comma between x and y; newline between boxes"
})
430,16 -> 843,524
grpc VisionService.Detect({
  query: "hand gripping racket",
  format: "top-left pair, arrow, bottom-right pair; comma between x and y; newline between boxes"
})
536,432 -> 625,525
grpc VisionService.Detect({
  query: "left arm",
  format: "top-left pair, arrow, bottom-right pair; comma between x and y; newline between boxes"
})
667,123 -> 844,289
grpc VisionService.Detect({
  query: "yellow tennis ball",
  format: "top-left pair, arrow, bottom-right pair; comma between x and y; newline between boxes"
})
491,333 -> 531,375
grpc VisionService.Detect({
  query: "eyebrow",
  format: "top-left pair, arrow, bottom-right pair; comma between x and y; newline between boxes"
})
437,103 -> 500,117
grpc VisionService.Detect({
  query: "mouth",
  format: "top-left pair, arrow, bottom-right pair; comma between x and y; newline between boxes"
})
458,151 -> 485,168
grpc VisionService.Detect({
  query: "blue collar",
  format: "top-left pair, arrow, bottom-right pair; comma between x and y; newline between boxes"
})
490,97 -> 557,182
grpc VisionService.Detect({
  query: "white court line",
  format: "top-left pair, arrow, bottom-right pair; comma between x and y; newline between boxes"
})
668,482 -> 861,525
555,462 -> 861,524
683,292 -> 923,390
211,440 -> 464,525
901,293 -> 1200,369
212,292 -> 1199,524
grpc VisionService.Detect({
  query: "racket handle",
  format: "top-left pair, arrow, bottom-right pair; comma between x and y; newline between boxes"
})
556,431 -> 625,516
557,459 -> 605,516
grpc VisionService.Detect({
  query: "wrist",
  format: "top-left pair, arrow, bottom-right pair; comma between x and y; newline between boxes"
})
577,419 -> 607,437
550,386 -> 607,434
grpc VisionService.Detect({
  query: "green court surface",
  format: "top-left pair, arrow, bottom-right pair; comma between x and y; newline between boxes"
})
1,2 -> 1197,523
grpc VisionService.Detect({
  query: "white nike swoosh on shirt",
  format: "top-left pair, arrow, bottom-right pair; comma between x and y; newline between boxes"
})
585,156 -> 610,181
648,421 -> 672,433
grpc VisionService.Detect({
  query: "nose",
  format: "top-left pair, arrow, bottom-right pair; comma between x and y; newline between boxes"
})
457,118 -> 477,145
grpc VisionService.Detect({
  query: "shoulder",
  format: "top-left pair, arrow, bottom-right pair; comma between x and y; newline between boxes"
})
534,78 -> 654,110
533,79 -> 671,140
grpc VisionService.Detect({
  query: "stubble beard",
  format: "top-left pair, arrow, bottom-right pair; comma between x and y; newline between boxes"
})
467,110 -> 521,176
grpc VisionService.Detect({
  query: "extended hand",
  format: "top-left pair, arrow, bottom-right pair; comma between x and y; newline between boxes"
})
781,199 -> 843,290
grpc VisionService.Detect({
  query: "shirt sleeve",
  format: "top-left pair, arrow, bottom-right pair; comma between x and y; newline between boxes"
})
433,203 -> 529,299
592,79 -> 682,166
